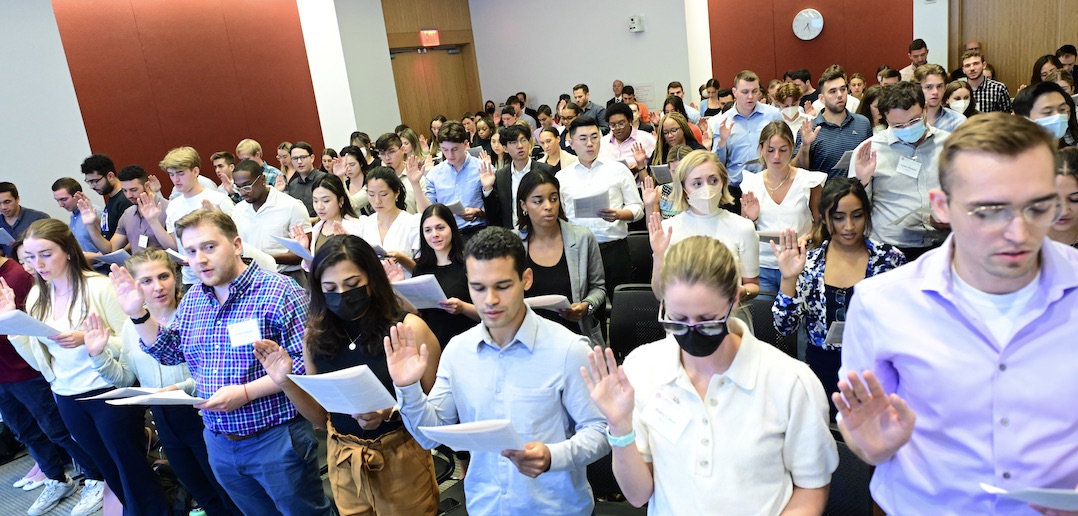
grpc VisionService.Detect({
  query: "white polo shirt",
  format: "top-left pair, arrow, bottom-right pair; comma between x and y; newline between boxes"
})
232,188 -> 313,273
622,318 -> 837,515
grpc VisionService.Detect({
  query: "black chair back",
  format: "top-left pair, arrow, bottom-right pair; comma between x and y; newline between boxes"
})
626,231 -> 653,284
823,440 -> 875,516
608,284 -> 665,361
744,295 -> 798,358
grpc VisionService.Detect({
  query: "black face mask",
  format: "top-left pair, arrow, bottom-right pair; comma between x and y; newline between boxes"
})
324,287 -> 370,322
671,302 -> 734,358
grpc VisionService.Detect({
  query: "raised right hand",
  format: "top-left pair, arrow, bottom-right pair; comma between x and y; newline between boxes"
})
76,195 -> 100,228
0,278 -> 18,313
479,160 -> 496,191
641,176 -> 658,210
833,370 -> 916,464
740,191 -> 760,221
716,118 -> 733,146
769,228 -> 807,280
108,264 -> 146,317
646,211 -> 671,257
253,339 -> 293,386
853,143 -> 877,184
274,174 -> 287,192
580,346 -> 635,433
147,175 -> 162,194
136,192 -> 161,221
383,322 -> 429,387
800,119 -> 821,147
83,313 -> 111,357
289,223 -> 310,251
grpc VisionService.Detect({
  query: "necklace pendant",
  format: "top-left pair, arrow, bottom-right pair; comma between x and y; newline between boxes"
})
349,342 -> 356,351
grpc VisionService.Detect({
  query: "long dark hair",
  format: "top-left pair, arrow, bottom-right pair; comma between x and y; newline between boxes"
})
312,175 -> 358,219
365,167 -> 407,210
859,85 -> 887,127
810,177 -> 872,248
305,235 -> 400,357
1030,54 -> 1064,86
415,204 -> 465,269
516,170 -> 568,235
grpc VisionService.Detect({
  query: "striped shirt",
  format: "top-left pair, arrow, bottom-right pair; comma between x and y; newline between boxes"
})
141,263 -> 308,436
794,111 -> 872,181
970,78 -> 1012,113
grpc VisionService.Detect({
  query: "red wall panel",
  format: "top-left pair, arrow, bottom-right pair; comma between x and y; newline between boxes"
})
709,0 -> 913,89
52,0 -> 323,195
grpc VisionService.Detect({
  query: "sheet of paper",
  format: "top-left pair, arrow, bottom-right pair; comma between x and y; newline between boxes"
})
418,420 -> 526,452
824,321 -> 844,346
757,231 -> 782,246
95,249 -> 132,266
106,390 -> 207,406
980,483 -> 1078,511
573,191 -> 611,218
831,150 -> 855,171
391,274 -> 448,310
287,365 -> 397,415
78,387 -> 157,401
0,228 -> 13,246
524,294 -> 571,311
651,164 -> 673,185
444,201 -> 466,216
0,311 -> 61,338
467,147 -> 483,157
166,248 -> 188,265
227,319 -> 261,347
270,235 -> 314,262
890,206 -> 932,227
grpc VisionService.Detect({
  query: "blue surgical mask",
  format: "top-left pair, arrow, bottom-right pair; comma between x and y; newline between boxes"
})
892,120 -> 926,144
1035,113 -> 1068,139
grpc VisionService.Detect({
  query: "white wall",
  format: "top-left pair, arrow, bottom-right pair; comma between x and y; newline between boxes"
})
0,1 -> 92,221
913,0 -> 949,68
683,0 -> 713,96
334,0 -> 402,140
297,0 -> 359,151
469,0 -> 693,111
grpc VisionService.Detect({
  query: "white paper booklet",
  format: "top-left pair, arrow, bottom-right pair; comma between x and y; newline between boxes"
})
0,311 -> 61,338
651,164 -> 673,185
287,364 -> 397,415
418,419 -> 526,452
95,249 -> 132,266
980,482 -> 1078,511
106,390 -> 207,406
270,235 -> 314,262
78,387 -> 157,401
525,295 -> 571,311
391,275 -> 448,310
444,201 -> 466,215
573,191 -> 611,218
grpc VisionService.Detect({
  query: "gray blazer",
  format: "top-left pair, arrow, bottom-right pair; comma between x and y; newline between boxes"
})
525,220 -> 607,347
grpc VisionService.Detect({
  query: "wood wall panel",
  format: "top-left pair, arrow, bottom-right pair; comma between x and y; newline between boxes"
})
955,0 -> 1078,92
53,0 -> 323,196
382,0 -> 472,33
709,0 -> 912,87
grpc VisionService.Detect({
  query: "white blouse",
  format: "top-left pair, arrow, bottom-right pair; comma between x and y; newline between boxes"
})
662,209 -> 760,279
741,168 -> 826,269
357,210 -> 420,257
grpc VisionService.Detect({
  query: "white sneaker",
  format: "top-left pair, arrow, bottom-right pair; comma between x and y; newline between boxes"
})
69,479 -> 104,516
27,478 -> 76,516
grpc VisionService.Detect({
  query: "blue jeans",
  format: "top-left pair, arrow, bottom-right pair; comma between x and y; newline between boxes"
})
55,388 -> 170,515
204,417 -> 334,516
152,405 -> 241,516
0,376 -> 89,480
758,267 -> 782,300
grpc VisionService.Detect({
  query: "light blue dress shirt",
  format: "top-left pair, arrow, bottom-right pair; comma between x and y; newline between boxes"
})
423,154 -> 485,230
712,102 -> 783,185
396,307 -> 609,515
69,206 -> 103,254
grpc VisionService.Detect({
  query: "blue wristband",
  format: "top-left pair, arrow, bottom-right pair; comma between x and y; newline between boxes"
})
606,428 -> 636,447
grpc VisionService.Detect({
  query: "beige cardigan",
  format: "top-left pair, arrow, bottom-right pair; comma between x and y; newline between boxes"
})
10,274 -> 125,384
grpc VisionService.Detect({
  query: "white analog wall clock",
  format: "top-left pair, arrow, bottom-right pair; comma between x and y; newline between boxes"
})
793,8 -> 824,41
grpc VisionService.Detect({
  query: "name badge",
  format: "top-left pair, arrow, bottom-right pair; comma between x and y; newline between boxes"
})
137,234 -> 149,249
227,319 -> 261,347
896,156 -> 922,178
824,321 -> 845,346
640,388 -> 691,443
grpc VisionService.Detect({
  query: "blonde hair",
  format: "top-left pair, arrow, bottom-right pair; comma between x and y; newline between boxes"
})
159,146 -> 201,171
175,207 -> 240,243
651,112 -> 696,166
399,128 -> 427,160
659,236 -> 740,300
912,63 -> 948,84
669,150 -> 734,212
236,138 -> 263,157
124,248 -> 181,307
23,219 -> 95,324
757,120 -> 795,167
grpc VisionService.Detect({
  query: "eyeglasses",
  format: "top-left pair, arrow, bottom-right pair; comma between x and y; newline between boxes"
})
506,139 -> 531,147
662,127 -> 682,136
291,154 -> 312,162
657,302 -> 733,336
835,288 -> 847,322
965,198 -> 1062,230
610,121 -> 629,130
235,173 -> 264,193
891,117 -> 923,129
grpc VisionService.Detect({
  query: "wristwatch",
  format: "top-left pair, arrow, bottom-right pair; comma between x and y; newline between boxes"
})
130,309 -> 151,324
